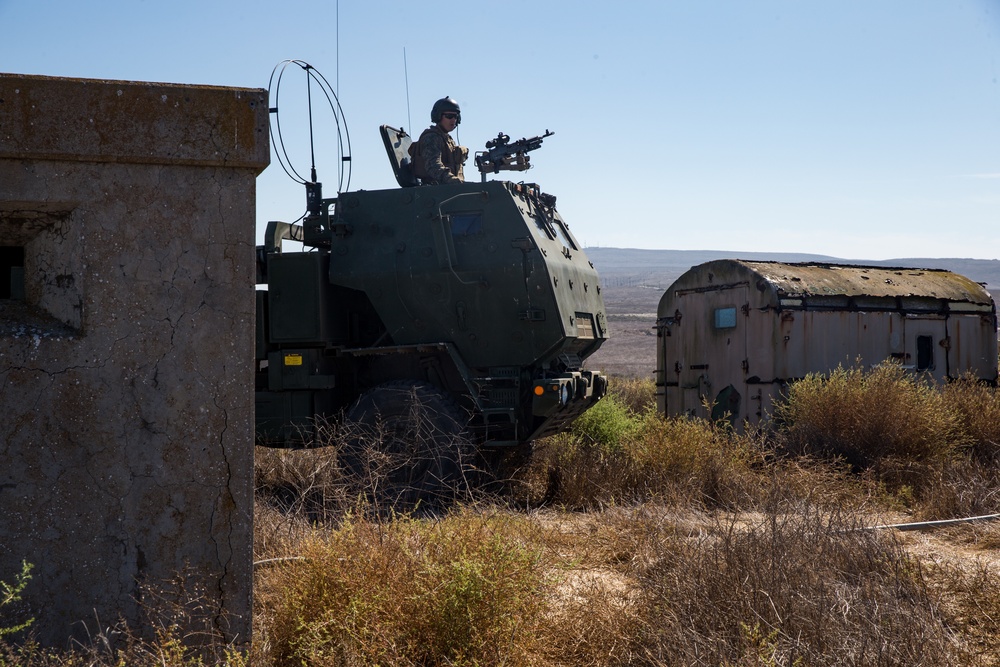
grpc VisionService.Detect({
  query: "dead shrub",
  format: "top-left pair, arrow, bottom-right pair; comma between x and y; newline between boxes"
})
757,456 -> 878,514
538,577 -> 646,666
254,511 -> 548,667
776,363 -> 968,467
519,431 -> 636,508
526,506 -> 692,665
254,443 -> 352,523
634,505 -> 965,666
902,457 -> 1000,521
255,403 -> 476,522
924,557 -> 1000,662
0,571 -> 251,666
521,412 -> 768,510
628,413 -> 764,507
942,376 -> 1000,462
607,375 -> 656,414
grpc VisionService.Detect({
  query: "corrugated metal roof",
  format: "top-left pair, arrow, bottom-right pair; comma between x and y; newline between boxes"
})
738,260 -> 993,305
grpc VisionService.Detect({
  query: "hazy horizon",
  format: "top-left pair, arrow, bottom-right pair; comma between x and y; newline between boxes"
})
582,246 -> 1000,263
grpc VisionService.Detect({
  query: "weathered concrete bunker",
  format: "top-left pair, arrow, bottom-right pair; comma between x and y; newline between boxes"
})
656,260 -> 998,426
0,73 -> 268,644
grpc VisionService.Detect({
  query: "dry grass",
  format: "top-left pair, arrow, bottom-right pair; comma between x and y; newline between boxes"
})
248,371 -> 1000,664
254,444 -> 350,523
0,570 -> 250,666
515,390 -> 867,514
942,374 -> 1000,463
775,362 -> 968,467
519,413 -> 765,510
928,557 -> 1000,661
771,362 -> 1000,521
255,509 -> 549,667
899,457 -> 1000,521
606,375 -> 657,414
5,372 -> 1000,665
633,506 -> 967,666
250,497 -> 990,666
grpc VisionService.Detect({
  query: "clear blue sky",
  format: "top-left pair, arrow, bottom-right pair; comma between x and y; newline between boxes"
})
2,1 -> 998,260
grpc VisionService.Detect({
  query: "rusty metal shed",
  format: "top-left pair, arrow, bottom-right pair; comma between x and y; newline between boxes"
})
655,260 -> 998,426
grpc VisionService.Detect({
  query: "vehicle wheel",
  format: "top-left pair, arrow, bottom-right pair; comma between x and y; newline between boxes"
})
342,381 -> 471,510
475,443 -> 534,494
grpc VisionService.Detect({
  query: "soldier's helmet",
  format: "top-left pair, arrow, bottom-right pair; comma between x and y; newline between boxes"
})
431,97 -> 461,125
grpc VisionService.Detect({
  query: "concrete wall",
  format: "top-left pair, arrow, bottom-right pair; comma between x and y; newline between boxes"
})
0,73 -> 268,646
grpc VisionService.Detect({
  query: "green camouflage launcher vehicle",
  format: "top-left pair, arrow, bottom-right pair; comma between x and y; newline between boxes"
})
255,80 -> 608,485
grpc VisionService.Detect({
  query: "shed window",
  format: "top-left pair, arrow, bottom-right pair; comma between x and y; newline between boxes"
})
714,307 -> 737,329
916,335 -> 934,371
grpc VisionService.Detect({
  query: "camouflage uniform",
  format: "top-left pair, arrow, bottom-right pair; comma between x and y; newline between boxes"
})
410,125 -> 468,184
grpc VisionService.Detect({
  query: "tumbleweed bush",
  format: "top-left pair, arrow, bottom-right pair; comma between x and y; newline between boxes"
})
634,504 -> 966,665
941,374 -> 1000,462
254,511 -> 548,667
775,362 -> 968,466
524,397 -> 768,509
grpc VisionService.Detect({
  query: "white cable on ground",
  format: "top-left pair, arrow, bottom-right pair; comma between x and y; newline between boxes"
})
866,513 -> 1000,532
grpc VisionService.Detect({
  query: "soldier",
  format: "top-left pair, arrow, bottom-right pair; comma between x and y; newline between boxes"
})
410,96 -> 469,184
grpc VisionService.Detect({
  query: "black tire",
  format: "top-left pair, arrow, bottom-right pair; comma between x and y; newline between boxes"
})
341,381 -> 471,510
475,443 -> 534,495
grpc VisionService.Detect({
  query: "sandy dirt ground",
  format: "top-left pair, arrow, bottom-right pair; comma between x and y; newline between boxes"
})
585,284 -> 662,379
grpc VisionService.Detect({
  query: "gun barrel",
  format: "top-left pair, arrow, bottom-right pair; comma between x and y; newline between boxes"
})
475,130 -> 554,175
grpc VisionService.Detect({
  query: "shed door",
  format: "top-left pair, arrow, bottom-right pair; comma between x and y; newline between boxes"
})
904,314 -> 947,380
946,313 -> 997,379
671,285 -> 748,421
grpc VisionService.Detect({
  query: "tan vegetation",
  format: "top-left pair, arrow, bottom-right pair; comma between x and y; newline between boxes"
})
3,366 -> 1000,665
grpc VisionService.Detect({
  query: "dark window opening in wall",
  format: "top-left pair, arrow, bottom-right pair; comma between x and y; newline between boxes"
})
916,335 -> 934,371
0,247 -> 25,300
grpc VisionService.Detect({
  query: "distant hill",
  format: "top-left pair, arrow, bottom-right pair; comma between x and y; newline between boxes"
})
584,247 -> 1000,292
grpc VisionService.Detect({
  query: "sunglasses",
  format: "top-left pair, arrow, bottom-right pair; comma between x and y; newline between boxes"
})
442,112 -> 459,120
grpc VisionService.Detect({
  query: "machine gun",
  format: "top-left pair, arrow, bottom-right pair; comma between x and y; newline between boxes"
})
475,130 -> 554,181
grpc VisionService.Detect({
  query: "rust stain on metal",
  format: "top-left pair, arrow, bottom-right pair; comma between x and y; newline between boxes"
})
742,261 -> 992,305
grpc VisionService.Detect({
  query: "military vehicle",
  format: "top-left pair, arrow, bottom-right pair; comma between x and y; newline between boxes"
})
255,67 -> 608,491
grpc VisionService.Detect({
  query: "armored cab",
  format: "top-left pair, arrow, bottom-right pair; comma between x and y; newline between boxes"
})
255,125 -> 609,468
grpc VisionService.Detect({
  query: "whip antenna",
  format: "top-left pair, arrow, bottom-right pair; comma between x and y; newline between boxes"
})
306,64 -> 317,184
404,47 -> 412,133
